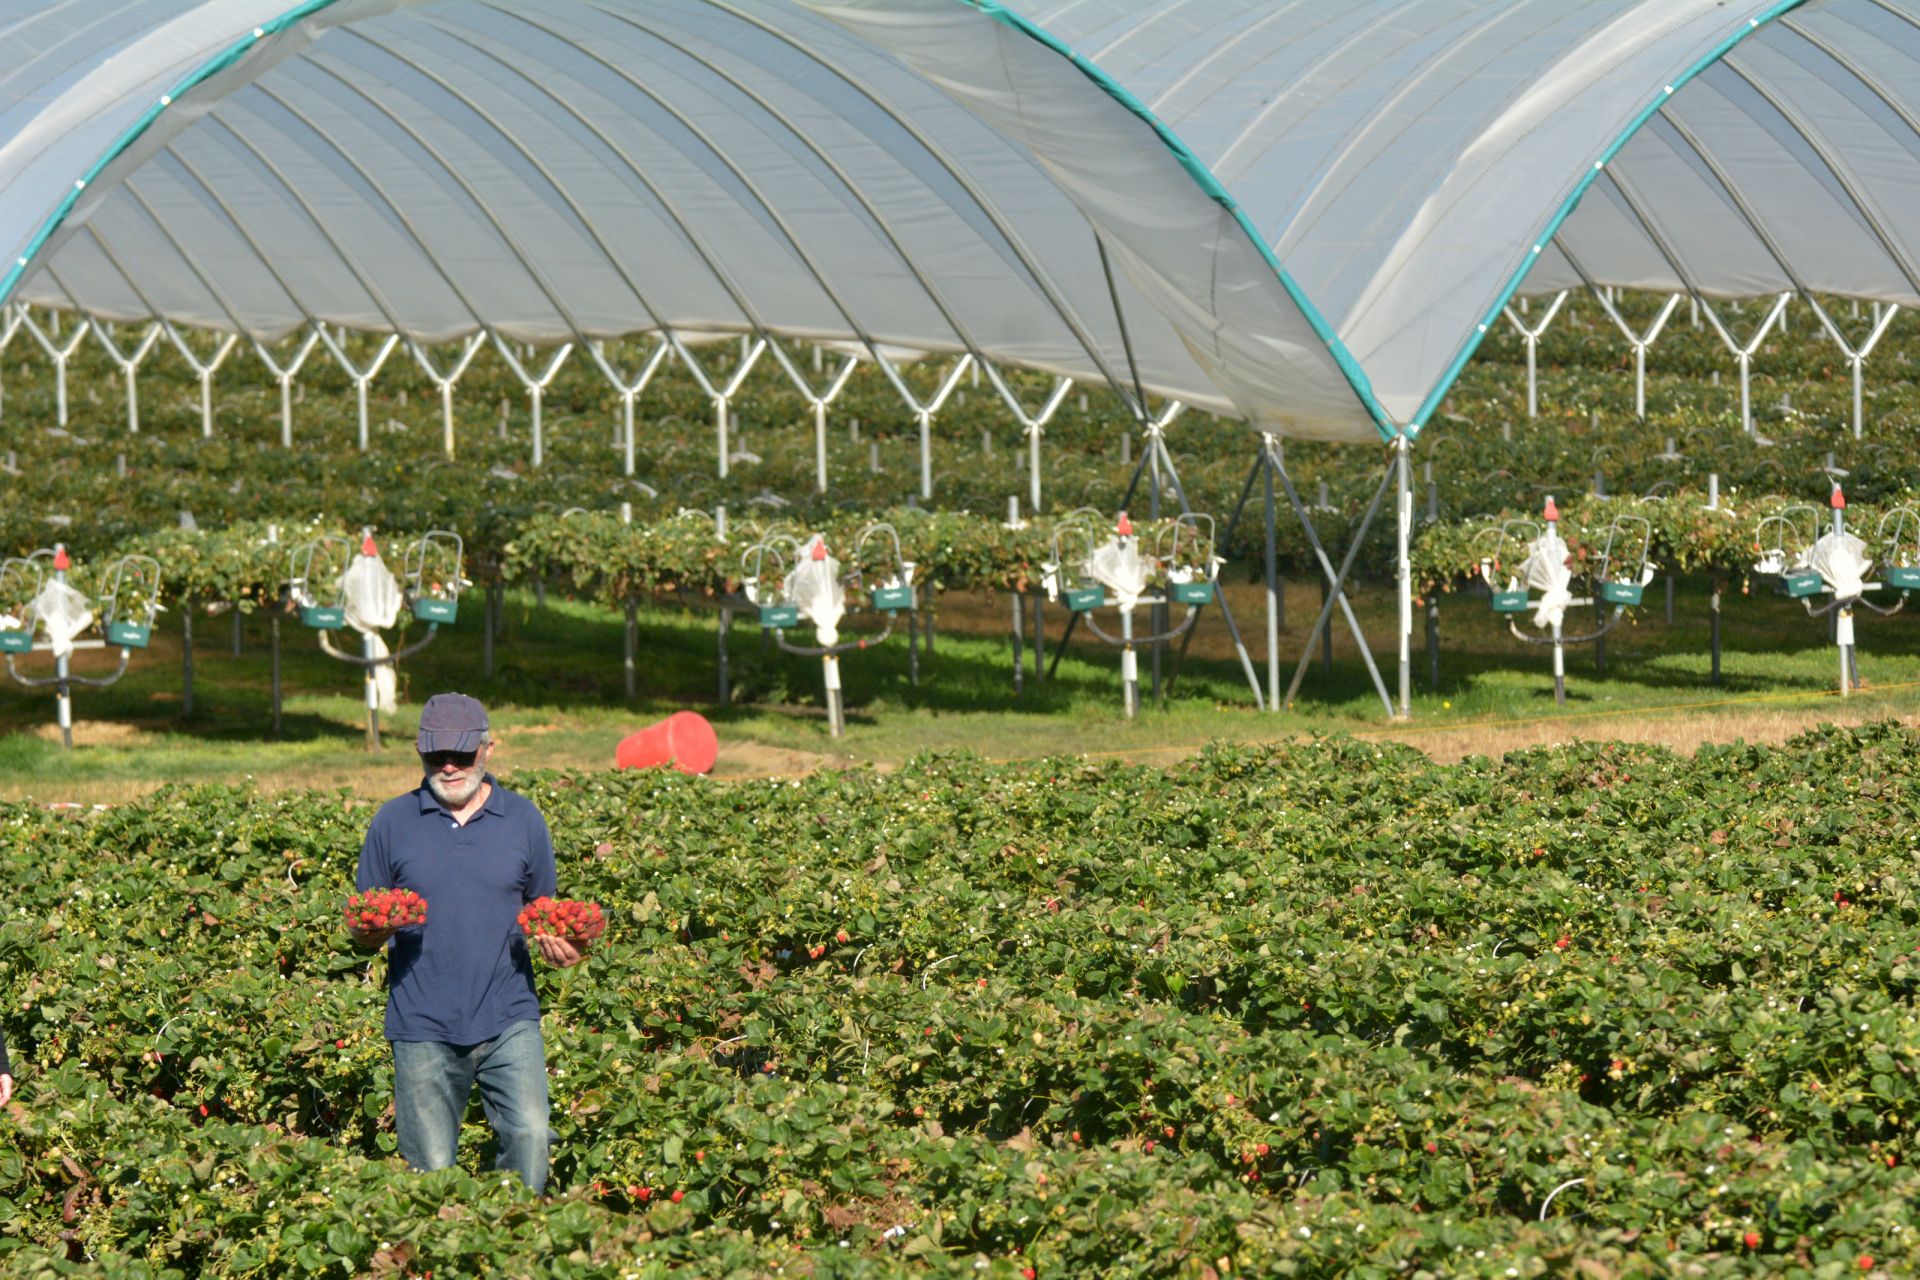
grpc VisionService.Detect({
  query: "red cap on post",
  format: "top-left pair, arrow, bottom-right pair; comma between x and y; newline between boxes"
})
52,545 -> 69,571
1116,512 -> 1134,537
1543,496 -> 1559,522
361,534 -> 379,557
1831,484 -> 1847,510
810,540 -> 827,561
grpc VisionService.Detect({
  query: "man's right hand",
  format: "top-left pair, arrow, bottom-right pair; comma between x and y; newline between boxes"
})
348,926 -> 397,952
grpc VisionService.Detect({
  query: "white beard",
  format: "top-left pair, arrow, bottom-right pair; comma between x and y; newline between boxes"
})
427,770 -> 484,808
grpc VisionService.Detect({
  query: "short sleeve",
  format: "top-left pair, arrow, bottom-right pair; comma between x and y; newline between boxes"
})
526,807 -> 558,902
356,812 -> 391,892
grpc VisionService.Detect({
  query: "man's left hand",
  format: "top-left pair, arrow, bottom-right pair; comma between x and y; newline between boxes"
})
533,934 -> 587,967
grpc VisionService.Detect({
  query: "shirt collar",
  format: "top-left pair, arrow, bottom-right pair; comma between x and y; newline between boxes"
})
416,773 -> 505,818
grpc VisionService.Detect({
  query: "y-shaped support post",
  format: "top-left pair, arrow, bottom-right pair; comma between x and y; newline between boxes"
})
21,309 -> 92,428
160,323 -> 238,437
1500,292 -> 1568,419
977,363 -> 1073,514
588,338 -> 671,478
765,341 -> 859,494
316,329 -> 401,451
92,322 -> 162,435
408,333 -> 488,459
671,335 -> 766,480
492,336 -> 573,468
1803,298 -> 1898,441
1587,290 -> 1681,419
1698,293 -> 1791,438
252,330 -> 321,448
869,351 -> 973,500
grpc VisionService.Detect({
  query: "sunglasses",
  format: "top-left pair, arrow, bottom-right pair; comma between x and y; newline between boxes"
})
422,748 -> 481,768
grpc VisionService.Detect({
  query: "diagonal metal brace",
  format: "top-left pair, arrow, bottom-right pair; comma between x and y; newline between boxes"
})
1270,443 -> 1396,716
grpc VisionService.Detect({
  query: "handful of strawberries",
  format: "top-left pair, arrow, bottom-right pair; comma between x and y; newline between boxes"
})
518,896 -> 606,946
343,887 -> 428,932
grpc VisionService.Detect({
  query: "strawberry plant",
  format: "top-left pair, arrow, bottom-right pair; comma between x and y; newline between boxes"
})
0,724 -> 1918,1273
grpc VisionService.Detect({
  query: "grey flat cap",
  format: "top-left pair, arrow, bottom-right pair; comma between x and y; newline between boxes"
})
417,692 -> 490,753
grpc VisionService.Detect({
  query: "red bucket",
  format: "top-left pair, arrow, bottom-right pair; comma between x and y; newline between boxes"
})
615,711 -> 718,775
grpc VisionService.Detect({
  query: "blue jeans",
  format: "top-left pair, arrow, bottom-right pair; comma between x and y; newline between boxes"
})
391,1019 -> 550,1193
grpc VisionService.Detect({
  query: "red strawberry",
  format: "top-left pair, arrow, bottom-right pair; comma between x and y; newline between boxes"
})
637,1186 -> 652,1202
670,1190 -> 683,1203
1744,1232 -> 1760,1249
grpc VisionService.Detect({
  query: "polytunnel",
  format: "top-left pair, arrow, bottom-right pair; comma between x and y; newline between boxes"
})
5,0 -> 1920,717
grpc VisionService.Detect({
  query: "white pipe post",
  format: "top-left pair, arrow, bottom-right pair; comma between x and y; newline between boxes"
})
252,330 -> 320,449
408,333 -> 487,459
670,335 -> 765,480
51,545 -> 72,749
588,338 -> 669,478
22,310 -> 91,428
765,340 -> 858,495
976,363 -> 1070,515
1805,298 -> 1897,441
1120,607 -> 1137,719
1502,292 -> 1567,419
315,329 -> 400,452
160,324 -> 238,437
1698,293 -> 1789,436
492,335 -> 573,469
1395,434 -> 1413,719
1589,289 -> 1680,419
92,321 -> 161,435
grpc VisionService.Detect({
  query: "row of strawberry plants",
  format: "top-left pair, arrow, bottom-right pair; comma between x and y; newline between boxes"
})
0,722 -> 1917,1274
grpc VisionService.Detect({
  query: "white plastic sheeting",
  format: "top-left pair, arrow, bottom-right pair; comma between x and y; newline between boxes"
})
340,548 -> 401,711
6,1 -> 1920,440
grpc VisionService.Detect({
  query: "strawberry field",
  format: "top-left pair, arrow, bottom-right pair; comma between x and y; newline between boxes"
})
2,722 -> 1918,1276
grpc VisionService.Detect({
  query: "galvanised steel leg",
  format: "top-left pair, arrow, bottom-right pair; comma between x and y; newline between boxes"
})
1120,608 -> 1138,719
1710,584 -> 1723,687
182,608 -> 195,719
1427,597 -> 1440,691
718,610 -> 732,706
1263,438 -> 1280,714
1395,435 -> 1411,719
271,613 -> 282,738
624,601 -> 637,700
908,611 -> 920,687
1032,595 -> 1045,682
1011,591 -> 1024,695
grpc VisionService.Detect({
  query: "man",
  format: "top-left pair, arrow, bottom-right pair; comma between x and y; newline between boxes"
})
349,693 -> 586,1193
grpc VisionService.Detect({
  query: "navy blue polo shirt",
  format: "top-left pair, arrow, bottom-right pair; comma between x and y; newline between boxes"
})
356,776 -> 558,1044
